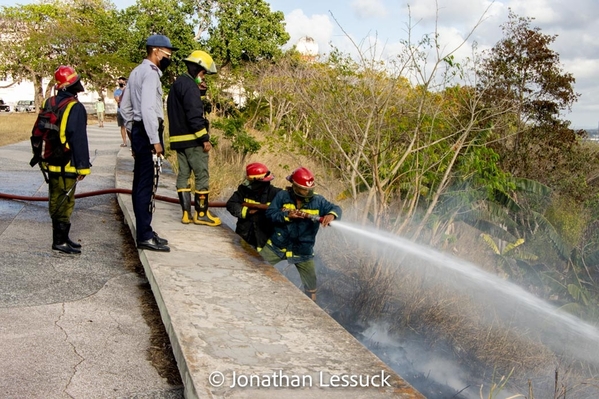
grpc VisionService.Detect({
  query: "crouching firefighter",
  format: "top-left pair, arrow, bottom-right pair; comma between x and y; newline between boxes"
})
30,65 -> 91,254
166,50 -> 220,226
263,167 -> 342,301
226,163 -> 282,251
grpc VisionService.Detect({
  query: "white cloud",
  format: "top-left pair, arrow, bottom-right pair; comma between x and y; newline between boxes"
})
351,0 -> 387,19
407,0 -> 498,27
283,9 -> 334,54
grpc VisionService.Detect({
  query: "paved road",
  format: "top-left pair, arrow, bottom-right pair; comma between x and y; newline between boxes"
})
0,123 -> 183,399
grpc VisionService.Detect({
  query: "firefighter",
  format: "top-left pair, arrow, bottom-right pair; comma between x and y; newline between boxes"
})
45,66 -> 91,254
167,50 -> 221,226
226,163 -> 282,251
263,167 -> 342,301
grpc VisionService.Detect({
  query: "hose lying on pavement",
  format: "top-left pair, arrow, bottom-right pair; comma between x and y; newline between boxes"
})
0,189 -> 227,208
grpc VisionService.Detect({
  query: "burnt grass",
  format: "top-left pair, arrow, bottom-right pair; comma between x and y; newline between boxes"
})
316,259 -> 473,399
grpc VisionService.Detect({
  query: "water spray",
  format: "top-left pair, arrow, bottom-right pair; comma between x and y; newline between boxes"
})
330,220 -> 599,366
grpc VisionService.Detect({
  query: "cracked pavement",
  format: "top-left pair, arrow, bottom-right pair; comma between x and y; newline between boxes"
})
0,124 -> 182,399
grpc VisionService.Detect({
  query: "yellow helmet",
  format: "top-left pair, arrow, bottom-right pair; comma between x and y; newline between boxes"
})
184,50 -> 217,74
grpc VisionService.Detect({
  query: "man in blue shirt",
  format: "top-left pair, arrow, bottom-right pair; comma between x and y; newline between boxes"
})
120,34 -> 177,252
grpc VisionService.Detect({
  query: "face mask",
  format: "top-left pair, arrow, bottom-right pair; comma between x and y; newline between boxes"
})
118,83 -> 125,88
158,56 -> 171,71
250,181 -> 269,191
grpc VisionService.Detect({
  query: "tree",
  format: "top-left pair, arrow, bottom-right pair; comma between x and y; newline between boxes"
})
201,0 -> 289,69
0,0 -> 132,106
119,0 -> 198,84
253,7 -> 517,242
477,10 -> 581,185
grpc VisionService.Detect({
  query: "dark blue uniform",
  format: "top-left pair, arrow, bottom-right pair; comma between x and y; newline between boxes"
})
262,188 -> 342,294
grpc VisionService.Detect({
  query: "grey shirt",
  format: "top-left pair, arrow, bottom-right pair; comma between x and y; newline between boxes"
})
120,59 -> 164,145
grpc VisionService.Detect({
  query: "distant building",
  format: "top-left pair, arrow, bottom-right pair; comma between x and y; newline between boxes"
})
296,36 -> 319,62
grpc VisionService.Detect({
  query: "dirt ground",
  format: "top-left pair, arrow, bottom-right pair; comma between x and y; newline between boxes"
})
117,206 -> 183,386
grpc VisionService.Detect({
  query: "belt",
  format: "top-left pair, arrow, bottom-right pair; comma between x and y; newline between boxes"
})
133,118 -> 163,127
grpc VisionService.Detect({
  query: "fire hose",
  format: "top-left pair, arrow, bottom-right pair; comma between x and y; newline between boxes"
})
0,188 -> 227,208
0,191 -> 325,222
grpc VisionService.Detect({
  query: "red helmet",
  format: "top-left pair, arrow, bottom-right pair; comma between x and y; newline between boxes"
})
287,167 -> 315,198
246,162 -> 274,182
54,65 -> 80,89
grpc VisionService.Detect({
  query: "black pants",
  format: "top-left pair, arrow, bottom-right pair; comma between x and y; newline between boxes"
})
131,121 -> 162,242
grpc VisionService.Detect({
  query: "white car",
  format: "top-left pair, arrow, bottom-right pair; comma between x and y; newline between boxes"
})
15,100 -> 35,112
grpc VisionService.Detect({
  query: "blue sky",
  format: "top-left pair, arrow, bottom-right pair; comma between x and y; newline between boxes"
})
1,0 -> 597,128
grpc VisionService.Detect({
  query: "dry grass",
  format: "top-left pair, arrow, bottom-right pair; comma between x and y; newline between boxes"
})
165,124 -> 345,202
0,113 -> 37,146
0,112 -> 116,147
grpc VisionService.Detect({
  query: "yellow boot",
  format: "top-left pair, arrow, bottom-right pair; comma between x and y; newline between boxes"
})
177,189 -> 192,224
193,190 -> 221,226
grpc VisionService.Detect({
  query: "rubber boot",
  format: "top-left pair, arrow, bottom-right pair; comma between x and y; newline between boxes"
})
52,221 -> 81,254
177,190 -> 192,224
193,191 -> 221,226
64,222 -> 82,249
305,288 -> 317,302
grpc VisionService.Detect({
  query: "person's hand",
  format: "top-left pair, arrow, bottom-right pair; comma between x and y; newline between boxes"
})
153,143 -> 163,156
77,174 -> 86,181
287,210 -> 306,219
321,214 -> 335,227
202,141 -> 212,153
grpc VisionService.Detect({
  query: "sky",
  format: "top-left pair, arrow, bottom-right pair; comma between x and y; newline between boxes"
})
1,0 -> 597,128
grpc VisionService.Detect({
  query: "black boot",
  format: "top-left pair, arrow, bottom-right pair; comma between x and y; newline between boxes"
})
52,222 -> 81,254
64,222 -> 82,249
193,191 -> 221,226
177,190 -> 192,224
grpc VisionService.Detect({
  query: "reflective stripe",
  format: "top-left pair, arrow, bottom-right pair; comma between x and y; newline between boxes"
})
301,209 -> 319,216
169,128 -> 208,143
60,101 -> 76,150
